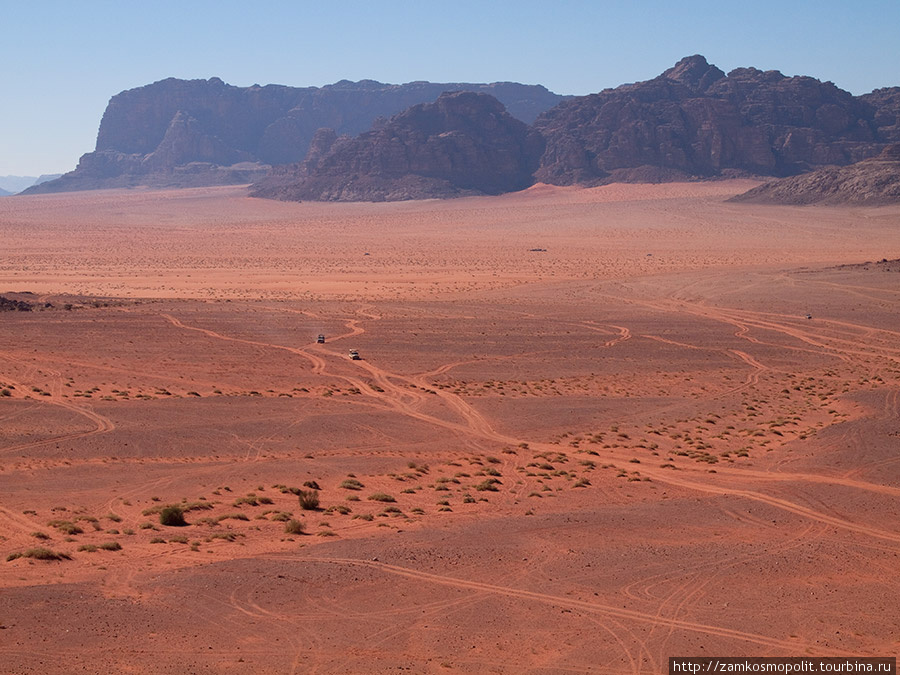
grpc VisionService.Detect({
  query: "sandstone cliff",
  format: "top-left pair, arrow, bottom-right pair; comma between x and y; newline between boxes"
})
533,55 -> 890,185
251,91 -> 544,201
26,78 -> 565,193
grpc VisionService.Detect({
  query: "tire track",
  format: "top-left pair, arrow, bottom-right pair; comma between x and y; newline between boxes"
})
271,555 -> 838,654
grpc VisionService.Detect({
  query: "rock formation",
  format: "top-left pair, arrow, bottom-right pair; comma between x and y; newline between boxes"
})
250,91 -> 544,202
730,143 -> 900,205
24,78 -> 565,194
533,55 -> 891,185
20,57 -> 900,197
0,296 -> 34,311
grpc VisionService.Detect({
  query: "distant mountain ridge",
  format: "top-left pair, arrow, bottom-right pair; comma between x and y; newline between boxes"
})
0,174 -> 61,194
25,78 -> 566,194
23,57 -> 900,200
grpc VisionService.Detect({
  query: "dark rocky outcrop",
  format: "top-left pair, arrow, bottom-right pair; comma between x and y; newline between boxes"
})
0,296 -> 33,311
251,91 -> 544,202
730,144 -> 900,205
533,55 -> 891,186
24,78 -> 565,194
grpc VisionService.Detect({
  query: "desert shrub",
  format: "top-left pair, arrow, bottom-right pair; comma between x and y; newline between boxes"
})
159,506 -> 187,527
31,531 -> 51,540
78,544 -> 98,552
48,520 -> 82,535
352,513 -> 375,521
270,511 -> 292,522
284,519 -> 306,535
297,490 -> 320,511
367,493 -> 396,503
303,480 -> 320,490
258,496 -> 273,505
106,513 -> 122,522
209,532 -> 243,542
324,505 -> 351,515
149,537 -> 166,544
20,547 -> 71,561
474,479 -> 501,492
339,478 -> 364,491
166,535 -> 188,545
217,513 -> 250,522
143,501 -> 211,517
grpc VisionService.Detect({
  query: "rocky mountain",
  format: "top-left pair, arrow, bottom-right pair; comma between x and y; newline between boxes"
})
0,174 -> 60,194
0,176 -> 35,193
533,55 -> 891,185
21,57 -> 900,199
24,78 -> 565,194
730,143 -> 900,205
251,91 -> 544,201
0,187 -> 11,197
859,87 -> 900,143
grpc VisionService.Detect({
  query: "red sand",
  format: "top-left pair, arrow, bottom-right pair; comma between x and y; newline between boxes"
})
1,183 -> 899,673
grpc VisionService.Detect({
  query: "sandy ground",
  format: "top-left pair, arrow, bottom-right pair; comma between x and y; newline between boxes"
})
1,182 -> 899,674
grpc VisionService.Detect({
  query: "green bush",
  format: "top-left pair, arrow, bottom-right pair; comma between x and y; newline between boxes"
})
367,493 -> 396,503
159,506 -> 187,527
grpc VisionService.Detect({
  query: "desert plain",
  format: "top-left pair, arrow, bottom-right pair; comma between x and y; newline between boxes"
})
1,181 -> 899,674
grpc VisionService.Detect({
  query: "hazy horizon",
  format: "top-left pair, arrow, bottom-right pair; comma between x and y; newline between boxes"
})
2,0 -> 898,175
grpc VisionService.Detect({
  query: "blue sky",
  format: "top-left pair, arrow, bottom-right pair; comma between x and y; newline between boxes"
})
2,0 -> 898,176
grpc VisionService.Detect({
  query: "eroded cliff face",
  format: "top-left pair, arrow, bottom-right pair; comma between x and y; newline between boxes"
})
533,55 -> 890,186
26,77 -> 565,193
250,91 -> 545,202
